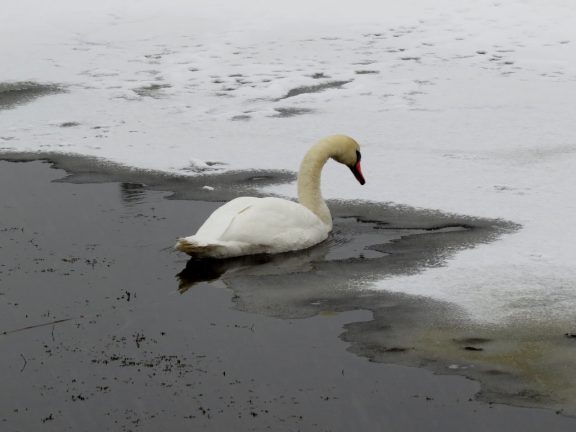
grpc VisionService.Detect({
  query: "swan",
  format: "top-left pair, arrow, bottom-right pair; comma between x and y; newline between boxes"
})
175,134 -> 365,258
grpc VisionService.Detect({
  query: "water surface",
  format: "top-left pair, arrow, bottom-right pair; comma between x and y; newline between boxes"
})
1,157 -> 575,431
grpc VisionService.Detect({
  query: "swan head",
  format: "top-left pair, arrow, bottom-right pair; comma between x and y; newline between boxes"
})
324,134 -> 366,185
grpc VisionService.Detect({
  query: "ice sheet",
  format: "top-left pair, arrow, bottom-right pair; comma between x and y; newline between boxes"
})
2,0 -> 576,322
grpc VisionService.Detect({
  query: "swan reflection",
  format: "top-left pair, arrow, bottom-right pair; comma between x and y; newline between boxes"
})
176,241 -> 329,293
175,216 -> 475,294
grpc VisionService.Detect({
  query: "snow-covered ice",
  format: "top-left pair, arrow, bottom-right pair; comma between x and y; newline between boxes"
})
2,0 -> 576,323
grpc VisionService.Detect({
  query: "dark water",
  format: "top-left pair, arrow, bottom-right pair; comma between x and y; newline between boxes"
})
1,158 -> 575,431
0,82 -> 64,111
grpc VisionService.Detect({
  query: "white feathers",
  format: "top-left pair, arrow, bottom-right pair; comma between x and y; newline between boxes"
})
175,197 -> 330,258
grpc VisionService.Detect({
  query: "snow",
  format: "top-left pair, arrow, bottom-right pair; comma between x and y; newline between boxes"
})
2,0 -> 576,323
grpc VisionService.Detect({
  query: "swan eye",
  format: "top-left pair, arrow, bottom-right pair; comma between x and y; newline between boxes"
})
356,150 -> 361,163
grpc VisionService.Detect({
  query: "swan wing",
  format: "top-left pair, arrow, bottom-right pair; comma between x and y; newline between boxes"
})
218,197 -> 330,252
194,197 -> 261,240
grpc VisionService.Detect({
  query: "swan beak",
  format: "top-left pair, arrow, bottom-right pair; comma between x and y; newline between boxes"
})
350,161 -> 366,185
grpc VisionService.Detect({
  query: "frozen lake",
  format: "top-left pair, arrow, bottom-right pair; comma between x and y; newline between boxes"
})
2,0 -> 576,428
2,0 -> 576,324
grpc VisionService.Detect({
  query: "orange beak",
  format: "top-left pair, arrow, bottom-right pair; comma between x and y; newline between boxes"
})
350,160 -> 365,185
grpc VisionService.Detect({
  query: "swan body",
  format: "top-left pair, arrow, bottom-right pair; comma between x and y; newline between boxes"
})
175,135 -> 365,258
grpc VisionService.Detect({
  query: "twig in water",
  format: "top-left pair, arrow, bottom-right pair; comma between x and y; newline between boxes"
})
2,318 -> 73,335
20,354 -> 27,372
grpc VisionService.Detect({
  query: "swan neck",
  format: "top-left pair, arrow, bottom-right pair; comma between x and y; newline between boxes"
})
297,142 -> 332,227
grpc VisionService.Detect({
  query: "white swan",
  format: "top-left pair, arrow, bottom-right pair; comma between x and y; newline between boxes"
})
175,135 -> 365,258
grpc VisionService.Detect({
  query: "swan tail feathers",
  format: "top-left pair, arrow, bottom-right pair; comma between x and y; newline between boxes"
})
174,238 -> 217,256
